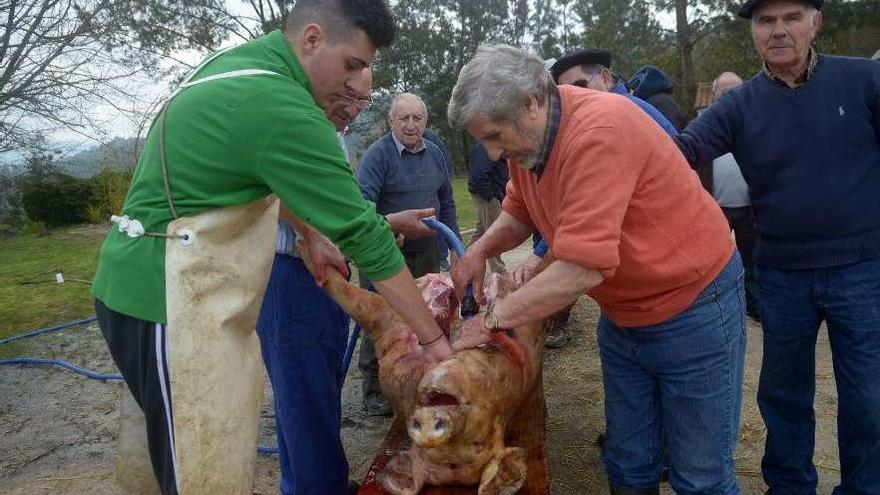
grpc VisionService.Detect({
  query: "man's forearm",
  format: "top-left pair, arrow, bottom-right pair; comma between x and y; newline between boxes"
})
494,260 -> 603,330
372,268 -> 446,343
471,211 -> 532,259
279,206 -> 310,234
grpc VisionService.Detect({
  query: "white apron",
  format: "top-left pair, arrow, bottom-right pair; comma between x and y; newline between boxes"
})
114,50 -> 282,494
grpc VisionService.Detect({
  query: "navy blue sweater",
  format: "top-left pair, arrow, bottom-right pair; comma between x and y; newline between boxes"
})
467,142 -> 509,202
356,133 -> 460,254
677,55 -> 880,269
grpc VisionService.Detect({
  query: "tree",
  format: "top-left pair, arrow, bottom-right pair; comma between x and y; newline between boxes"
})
371,0 -> 531,173
0,0 -> 233,154
572,0 -> 672,77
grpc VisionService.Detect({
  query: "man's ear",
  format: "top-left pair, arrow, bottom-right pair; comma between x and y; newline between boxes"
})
811,11 -> 823,39
300,23 -> 325,56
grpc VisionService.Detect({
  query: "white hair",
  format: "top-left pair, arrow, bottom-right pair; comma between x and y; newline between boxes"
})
389,92 -> 427,117
448,44 -> 551,128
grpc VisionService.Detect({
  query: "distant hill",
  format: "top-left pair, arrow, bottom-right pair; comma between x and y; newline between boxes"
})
58,137 -> 143,178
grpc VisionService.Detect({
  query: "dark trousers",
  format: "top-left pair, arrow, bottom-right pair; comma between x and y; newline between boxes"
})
722,206 -> 759,318
95,298 -> 178,495
757,259 -> 880,495
256,254 -> 350,495
358,244 -> 439,401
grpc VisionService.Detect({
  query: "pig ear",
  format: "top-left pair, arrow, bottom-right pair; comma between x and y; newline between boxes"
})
478,447 -> 527,495
378,451 -> 426,495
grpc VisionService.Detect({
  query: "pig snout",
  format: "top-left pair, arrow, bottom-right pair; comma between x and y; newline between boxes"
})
408,407 -> 456,447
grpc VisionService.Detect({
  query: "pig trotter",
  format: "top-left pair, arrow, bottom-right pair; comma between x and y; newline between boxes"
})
378,451 -> 426,495
478,447 -> 527,495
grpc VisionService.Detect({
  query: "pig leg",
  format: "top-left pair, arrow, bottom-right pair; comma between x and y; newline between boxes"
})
478,447 -> 527,495
378,450 -> 427,495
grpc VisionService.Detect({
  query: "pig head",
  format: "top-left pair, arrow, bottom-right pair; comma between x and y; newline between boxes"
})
300,250 -> 546,495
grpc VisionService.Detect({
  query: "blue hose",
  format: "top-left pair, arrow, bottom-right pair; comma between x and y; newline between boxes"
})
1,317 -> 280,455
0,357 -> 122,380
422,218 -> 466,257
0,316 -> 97,345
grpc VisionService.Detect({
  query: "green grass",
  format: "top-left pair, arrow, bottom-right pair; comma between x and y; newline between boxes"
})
0,226 -> 105,340
0,180 -> 476,341
452,176 -> 476,236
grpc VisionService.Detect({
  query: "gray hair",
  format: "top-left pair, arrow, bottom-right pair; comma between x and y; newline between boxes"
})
448,44 -> 551,128
389,92 -> 427,117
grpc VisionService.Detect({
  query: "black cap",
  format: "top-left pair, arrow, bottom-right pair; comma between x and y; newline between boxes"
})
738,0 -> 823,19
550,49 -> 613,82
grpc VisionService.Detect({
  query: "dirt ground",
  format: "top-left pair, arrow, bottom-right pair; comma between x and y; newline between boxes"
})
0,245 -> 842,494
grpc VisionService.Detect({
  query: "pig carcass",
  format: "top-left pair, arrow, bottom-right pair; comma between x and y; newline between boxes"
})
318,267 -> 546,495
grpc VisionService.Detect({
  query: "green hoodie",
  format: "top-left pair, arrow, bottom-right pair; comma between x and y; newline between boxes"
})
92,30 -> 403,323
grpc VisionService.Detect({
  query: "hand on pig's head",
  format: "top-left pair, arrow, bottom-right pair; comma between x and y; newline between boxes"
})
450,314 -> 494,351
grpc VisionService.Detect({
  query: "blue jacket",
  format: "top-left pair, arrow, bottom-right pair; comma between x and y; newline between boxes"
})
628,66 -> 688,131
676,54 -> 880,269
611,82 -> 678,137
467,142 -> 508,202
356,133 -> 460,254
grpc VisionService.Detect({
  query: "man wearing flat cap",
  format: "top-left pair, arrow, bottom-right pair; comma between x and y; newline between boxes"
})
676,0 -> 880,493
514,49 -> 680,349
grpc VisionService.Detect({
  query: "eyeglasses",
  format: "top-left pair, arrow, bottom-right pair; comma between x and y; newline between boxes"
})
339,93 -> 373,110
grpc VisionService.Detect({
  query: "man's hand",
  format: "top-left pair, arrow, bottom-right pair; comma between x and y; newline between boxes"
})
421,336 -> 454,362
386,208 -> 436,239
451,248 -> 488,304
301,227 -> 349,285
451,314 -> 494,351
513,254 -> 542,286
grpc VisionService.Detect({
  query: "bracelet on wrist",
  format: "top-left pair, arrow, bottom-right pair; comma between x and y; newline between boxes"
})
419,331 -> 446,346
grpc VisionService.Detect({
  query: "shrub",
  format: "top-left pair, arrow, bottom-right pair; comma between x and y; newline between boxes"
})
87,168 -> 134,224
20,172 -> 95,226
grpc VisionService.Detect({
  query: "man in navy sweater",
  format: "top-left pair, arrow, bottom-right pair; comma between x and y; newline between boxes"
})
356,92 -> 460,415
676,0 -> 880,493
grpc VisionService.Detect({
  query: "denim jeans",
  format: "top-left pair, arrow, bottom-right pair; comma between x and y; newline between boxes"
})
257,255 -> 350,495
599,252 -> 746,495
757,259 -> 880,495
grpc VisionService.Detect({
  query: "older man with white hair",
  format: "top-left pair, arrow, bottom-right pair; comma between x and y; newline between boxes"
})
448,44 -> 746,495
355,92 -> 460,415
676,0 -> 880,492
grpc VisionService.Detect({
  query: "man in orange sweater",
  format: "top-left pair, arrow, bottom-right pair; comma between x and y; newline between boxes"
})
448,44 -> 745,495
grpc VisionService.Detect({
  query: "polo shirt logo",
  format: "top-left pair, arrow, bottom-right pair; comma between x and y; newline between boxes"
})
839,105 -> 845,116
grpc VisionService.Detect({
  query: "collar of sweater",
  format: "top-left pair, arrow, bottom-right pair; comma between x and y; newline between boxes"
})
762,46 -> 818,88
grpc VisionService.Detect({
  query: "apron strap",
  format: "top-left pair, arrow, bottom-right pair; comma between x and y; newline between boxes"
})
157,62 -> 282,219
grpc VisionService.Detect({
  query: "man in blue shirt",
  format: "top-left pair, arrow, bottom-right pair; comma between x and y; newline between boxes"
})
676,0 -> 880,493
516,49 -> 679,348
356,92 -> 460,415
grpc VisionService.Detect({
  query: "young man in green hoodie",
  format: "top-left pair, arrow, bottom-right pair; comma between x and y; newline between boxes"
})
92,2 -> 453,493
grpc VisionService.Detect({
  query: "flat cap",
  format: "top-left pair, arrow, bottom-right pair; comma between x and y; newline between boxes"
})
550,49 -> 613,82
738,0 -> 823,19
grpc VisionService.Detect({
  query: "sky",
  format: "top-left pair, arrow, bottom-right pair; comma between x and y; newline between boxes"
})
1,0 -> 678,165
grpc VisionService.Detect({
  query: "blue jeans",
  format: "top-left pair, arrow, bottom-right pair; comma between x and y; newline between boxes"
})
257,255 -> 350,495
599,252 -> 746,494
757,260 -> 880,495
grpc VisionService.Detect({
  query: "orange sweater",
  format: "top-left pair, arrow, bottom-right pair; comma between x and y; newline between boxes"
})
503,86 -> 734,327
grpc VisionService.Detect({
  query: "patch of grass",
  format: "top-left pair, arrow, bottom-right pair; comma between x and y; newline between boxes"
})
0,225 -> 107,340
0,189 -> 477,341
451,176 -> 476,238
